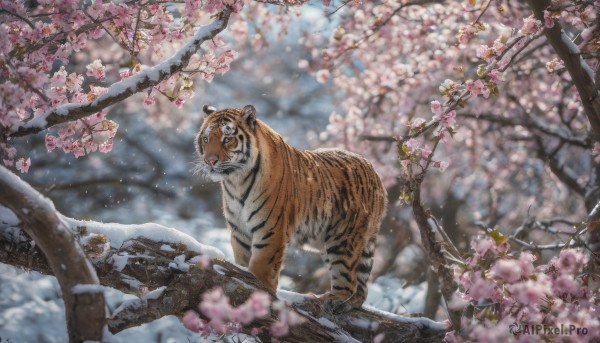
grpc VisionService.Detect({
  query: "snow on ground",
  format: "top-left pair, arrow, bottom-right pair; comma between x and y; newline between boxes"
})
0,262 -> 211,343
0,264 -> 65,343
366,275 -> 427,315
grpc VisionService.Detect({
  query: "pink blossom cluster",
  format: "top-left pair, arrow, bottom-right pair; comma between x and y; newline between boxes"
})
520,15 -> 542,35
446,235 -> 600,343
270,298 -> 305,337
400,134 -> 448,174
182,287 -> 304,339
0,0 -> 240,172
1,142 -> 30,173
457,22 -> 485,44
204,0 -> 247,14
231,2 -> 305,52
44,112 -> 118,158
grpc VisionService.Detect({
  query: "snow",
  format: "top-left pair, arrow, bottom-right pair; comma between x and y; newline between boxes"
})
310,315 -> 361,343
186,255 -> 204,264
103,315 -> 208,343
111,253 -> 130,272
62,216 -> 225,259
0,205 -> 19,227
212,263 -> 229,275
169,254 -> 190,272
363,305 -> 446,332
72,284 -> 106,294
119,274 -> 143,289
316,317 -> 338,329
277,289 -> 313,304
141,286 -> 166,301
366,275 -> 427,315
349,317 -> 379,331
0,264 -> 66,343
160,244 -> 176,252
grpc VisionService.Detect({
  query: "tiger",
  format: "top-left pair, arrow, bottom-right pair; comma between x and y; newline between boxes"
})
194,104 -> 387,312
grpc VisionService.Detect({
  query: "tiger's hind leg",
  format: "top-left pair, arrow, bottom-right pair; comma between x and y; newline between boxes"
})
353,236 -> 377,306
320,233 -> 376,314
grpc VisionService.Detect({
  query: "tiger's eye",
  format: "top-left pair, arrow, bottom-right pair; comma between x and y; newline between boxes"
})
203,137 -> 208,143
223,137 -> 231,143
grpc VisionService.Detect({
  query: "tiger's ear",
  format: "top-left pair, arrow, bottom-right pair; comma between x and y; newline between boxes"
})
203,105 -> 217,118
243,105 -> 256,131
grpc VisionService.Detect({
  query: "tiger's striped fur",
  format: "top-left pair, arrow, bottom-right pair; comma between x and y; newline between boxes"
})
195,105 -> 387,311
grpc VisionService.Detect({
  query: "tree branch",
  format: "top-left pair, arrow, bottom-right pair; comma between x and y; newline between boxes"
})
460,112 -> 590,148
410,176 -> 461,331
360,134 -> 397,142
460,111 -> 588,197
525,0 -> 600,136
473,221 -> 581,252
540,147 -> 586,196
0,179 -> 446,342
0,166 -> 105,343
7,9 -> 232,138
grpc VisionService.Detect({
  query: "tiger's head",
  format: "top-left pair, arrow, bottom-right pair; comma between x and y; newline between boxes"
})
194,104 -> 258,182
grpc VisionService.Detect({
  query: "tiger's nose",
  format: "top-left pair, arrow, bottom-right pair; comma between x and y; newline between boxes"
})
204,154 -> 218,166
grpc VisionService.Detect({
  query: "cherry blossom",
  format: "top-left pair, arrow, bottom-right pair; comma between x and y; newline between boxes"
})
86,60 -> 106,80
451,233 -> 599,342
182,286 -> 302,339
15,157 -> 30,173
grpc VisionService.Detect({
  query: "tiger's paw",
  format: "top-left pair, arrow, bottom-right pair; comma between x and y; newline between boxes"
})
324,297 -> 354,314
316,292 -> 358,314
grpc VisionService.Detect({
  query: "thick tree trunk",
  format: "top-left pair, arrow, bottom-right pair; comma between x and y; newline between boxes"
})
524,0 -> 600,135
0,166 -> 106,342
525,0 -> 600,251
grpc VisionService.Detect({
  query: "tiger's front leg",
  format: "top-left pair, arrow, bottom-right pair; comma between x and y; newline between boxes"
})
230,231 -> 251,266
247,228 -> 287,292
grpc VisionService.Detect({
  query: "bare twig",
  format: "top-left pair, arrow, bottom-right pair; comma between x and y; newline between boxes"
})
474,221 -> 580,251
360,134 -> 397,142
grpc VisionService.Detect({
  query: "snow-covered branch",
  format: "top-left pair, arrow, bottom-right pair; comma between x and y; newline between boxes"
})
7,9 -> 232,138
0,170 -> 446,342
